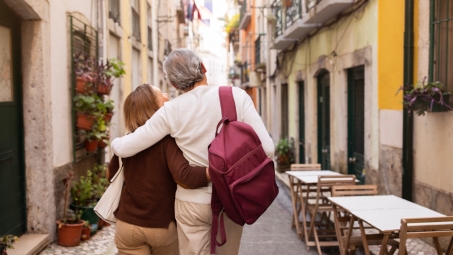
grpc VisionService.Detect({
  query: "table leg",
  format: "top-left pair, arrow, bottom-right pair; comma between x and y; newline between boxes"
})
332,205 -> 345,255
288,175 -> 302,237
301,184 -> 312,250
344,215 -> 355,254
378,233 -> 390,255
359,219 -> 371,255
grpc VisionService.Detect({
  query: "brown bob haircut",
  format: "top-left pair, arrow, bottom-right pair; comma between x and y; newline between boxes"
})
123,84 -> 160,132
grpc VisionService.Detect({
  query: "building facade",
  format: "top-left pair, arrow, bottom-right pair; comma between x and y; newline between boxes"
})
0,0 -> 186,248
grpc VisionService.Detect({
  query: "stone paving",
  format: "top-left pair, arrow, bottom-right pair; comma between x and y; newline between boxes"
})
38,225 -> 115,255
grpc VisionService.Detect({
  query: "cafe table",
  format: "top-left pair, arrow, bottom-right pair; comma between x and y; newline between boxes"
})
328,195 -> 446,255
286,170 -> 346,253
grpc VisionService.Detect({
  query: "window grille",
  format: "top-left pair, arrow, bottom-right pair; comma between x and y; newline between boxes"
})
430,0 -> 453,89
69,15 -> 98,162
109,0 -> 120,23
131,0 -> 141,39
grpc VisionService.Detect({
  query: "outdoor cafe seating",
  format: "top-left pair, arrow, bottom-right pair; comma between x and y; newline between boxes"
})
285,164 -> 453,255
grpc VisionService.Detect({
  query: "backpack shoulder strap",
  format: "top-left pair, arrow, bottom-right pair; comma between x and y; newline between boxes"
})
219,86 -> 237,121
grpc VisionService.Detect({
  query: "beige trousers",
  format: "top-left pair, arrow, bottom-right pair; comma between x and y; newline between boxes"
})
114,219 -> 179,255
175,198 -> 243,255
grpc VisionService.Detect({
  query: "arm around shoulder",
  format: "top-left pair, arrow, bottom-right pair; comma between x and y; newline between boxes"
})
111,107 -> 171,157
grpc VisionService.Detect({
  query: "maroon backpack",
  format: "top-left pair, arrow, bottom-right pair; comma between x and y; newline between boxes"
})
208,86 -> 279,254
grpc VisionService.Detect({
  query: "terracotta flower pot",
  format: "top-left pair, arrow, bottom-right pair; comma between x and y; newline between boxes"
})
85,140 -> 98,152
75,77 -> 91,94
104,112 -> 113,123
56,220 -> 85,247
97,82 -> 111,95
81,227 -> 91,241
98,218 -> 104,230
76,113 -> 96,130
97,136 -> 109,148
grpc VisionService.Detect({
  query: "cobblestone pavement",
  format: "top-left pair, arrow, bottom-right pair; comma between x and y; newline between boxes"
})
38,225 -> 115,255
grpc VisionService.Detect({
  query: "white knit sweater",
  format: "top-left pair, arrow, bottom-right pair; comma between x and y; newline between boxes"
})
112,85 -> 275,204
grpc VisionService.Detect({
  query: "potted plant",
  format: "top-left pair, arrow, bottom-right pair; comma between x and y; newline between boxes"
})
0,235 -> 19,255
275,137 -> 295,173
96,98 -> 114,123
57,171 -> 85,247
74,52 -> 95,94
81,221 -> 91,241
70,171 -> 99,234
97,131 -> 110,149
398,79 -> 453,116
74,94 -> 100,130
97,58 -> 125,95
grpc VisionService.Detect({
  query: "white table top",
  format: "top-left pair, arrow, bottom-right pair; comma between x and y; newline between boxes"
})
328,195 -> 446,233
286,170 -> 340,177
328,195 -> 421,211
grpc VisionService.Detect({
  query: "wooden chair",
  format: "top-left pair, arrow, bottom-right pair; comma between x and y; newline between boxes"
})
331,185 -> 398,255
305,175 -> 356,255
398,216 -> 453,255
288,164 -> 321,237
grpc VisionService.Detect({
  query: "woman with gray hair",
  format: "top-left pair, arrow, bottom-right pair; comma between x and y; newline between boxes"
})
111,48 -> 274,255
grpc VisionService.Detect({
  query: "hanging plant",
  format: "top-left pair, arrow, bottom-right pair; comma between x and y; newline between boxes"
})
397,78 -> 453,116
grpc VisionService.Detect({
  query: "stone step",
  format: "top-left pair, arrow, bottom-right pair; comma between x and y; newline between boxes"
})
8,234 -> 49,255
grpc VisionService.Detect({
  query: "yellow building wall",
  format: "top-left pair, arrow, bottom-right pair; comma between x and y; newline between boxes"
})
286,0 -> 379,140
121,0 -> 133,96
377,0 -> 405,110
121,0 -> 150,97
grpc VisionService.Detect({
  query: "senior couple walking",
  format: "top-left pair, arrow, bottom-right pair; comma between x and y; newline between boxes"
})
109,48 -> 274,255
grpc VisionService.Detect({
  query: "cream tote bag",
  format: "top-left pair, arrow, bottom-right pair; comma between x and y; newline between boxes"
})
94,159 -> 124,224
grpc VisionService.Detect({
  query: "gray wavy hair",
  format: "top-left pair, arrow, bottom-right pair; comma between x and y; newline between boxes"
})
163,48 -> 205,91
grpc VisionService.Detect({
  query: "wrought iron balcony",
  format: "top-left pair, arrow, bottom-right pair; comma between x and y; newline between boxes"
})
109,0 -> 120,23
272,1 -> 283,38
303,0 -> 354,24
285,0 -> 302,29
239,0 -> 252,30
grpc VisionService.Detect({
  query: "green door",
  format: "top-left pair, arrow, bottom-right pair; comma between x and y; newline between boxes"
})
347,66 -> 365,183
317,70 -> 331,170
298,81 -> 305,163
0,0 -> 27,235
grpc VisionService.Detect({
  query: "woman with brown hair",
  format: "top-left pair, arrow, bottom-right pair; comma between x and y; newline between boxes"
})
108,84 -> 209,255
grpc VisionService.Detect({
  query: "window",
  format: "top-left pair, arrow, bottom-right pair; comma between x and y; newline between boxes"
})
147,4 -> 152,51
109,0 -> 120,23
430,0 -> 453,89
131,0 -> 140,39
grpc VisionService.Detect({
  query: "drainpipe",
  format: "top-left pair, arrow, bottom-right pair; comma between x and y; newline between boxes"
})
402,0 -> 414,201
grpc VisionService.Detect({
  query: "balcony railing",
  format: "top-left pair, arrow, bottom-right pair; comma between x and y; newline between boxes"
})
285,0 -> 302,28
306,0 -> 322,11
109,0 -> 120,23
273,1 -> 283,37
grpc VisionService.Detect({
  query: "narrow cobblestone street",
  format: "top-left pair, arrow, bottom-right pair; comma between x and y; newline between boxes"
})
36,177 -> 439,255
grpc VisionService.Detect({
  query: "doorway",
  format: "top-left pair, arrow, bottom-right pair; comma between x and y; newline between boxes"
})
0,0 -> 27,235
298,81 -> 305,163
347,66 -> 365,183
317,70 -> 331,170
